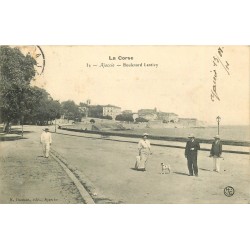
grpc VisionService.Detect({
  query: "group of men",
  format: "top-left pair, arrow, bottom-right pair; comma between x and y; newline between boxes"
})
137,132 -> 223,175
40,127 -> 223,177
185,134 -> 223,176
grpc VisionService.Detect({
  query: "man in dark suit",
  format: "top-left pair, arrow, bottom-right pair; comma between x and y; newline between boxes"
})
185,134 -> 200,177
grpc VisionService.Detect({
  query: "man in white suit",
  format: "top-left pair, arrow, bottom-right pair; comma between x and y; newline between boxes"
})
209,135 -> 223,172
40,127 -> 52,158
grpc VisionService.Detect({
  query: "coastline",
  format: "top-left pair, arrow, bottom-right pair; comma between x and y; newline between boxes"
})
59,122 -> 250,142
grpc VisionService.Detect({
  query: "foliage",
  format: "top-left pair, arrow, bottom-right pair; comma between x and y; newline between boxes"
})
115,114 -> 134,122
135,117 -> 149,123
0,46 -> 36,130
0,46 -> 36,84
24,87 -> 61,125
79,102 -> 88,107
61,100 -> 82,121
88,105 -> 103,118
0,46 -> 63,127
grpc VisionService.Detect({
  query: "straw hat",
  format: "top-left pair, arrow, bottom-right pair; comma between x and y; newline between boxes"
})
214,135 -> 220,139
143,133 -> 149,137
188,134 -> 195,138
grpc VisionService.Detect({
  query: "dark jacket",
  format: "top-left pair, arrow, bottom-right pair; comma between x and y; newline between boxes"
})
210,140 -> 222,156
185,139 -> 200,157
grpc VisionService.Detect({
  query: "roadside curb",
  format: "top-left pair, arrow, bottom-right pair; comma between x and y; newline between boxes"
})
50,149 -> 95,204
54,131 -> 250,155
50,148 -> 121,204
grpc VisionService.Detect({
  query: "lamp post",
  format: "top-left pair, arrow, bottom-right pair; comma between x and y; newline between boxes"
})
216,116 -> 221,135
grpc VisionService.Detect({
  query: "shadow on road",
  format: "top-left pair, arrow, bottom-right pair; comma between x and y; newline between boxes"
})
173,171 -> 189,176
0,136 -> 28,142
199,168 -> 211,172
130,168 -> 146,172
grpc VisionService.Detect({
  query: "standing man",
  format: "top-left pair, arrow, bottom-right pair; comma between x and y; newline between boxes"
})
209,135 -> 223,173
40,127 -> 52,158
137,133 -> 152,171
185,134 -> 200,177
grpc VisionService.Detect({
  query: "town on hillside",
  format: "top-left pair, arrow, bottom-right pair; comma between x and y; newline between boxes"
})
59,100 -> 207,129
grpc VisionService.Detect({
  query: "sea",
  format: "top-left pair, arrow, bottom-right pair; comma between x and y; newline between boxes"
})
70,122 -> 249,142
126,125 -> 250,141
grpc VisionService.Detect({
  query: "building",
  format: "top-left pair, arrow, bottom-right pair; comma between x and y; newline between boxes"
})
78,106 -> 88,117
138,108 -> 179,122
122,110 -> 133,114
157,112 -> 179,123
138,108 -> 157,121
103,104 -> 122,119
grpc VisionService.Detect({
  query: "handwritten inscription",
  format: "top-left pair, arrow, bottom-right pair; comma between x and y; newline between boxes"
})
210,47 -> 230,102
211,69 -> 220,101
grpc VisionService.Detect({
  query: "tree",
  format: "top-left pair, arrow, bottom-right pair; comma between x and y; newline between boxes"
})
22,86 -> 61,125
135,117 -> 148,123
0,46 -> 36,132
47,100 -> 61,122
115,114 -> 134,122
88,105 -> 103,118
61,100 -> 82,121
79,102 -> 88,107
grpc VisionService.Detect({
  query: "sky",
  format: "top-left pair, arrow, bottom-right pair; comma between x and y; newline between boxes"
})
22,45 -> 249,125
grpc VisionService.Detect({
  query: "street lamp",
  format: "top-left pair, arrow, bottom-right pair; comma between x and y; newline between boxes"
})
55,119 -> 57,133
216,116 -> 221,135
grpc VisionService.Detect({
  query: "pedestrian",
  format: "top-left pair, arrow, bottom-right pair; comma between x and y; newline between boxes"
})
209,135 -> 223,173
137,133 -> 152,171
185,134 -> 200,177
40,127 -> 52,158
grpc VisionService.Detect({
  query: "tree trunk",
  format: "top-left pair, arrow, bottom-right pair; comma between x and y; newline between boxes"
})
3,121 -> 10,133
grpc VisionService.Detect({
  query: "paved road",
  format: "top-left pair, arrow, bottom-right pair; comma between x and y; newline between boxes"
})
1,125 -> 249,204
52,127 -> 250,204
0,126 -> 83,204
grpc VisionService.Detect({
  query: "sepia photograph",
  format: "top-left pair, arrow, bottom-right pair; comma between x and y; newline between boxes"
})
1,2 -> 250,250
0,45 -> 249,204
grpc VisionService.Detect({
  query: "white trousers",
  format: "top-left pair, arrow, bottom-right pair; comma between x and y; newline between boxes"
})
42,143 -> 50,157
213,157 -> 220,172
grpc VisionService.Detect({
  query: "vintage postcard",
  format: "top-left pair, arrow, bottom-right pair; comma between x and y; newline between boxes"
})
0,45 -> 249,204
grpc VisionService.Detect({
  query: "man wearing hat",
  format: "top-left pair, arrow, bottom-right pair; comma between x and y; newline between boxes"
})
137,133 -> 152,171
210,135 -> 223,172
40,127 -> 52,158
185,134 -> 200,176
